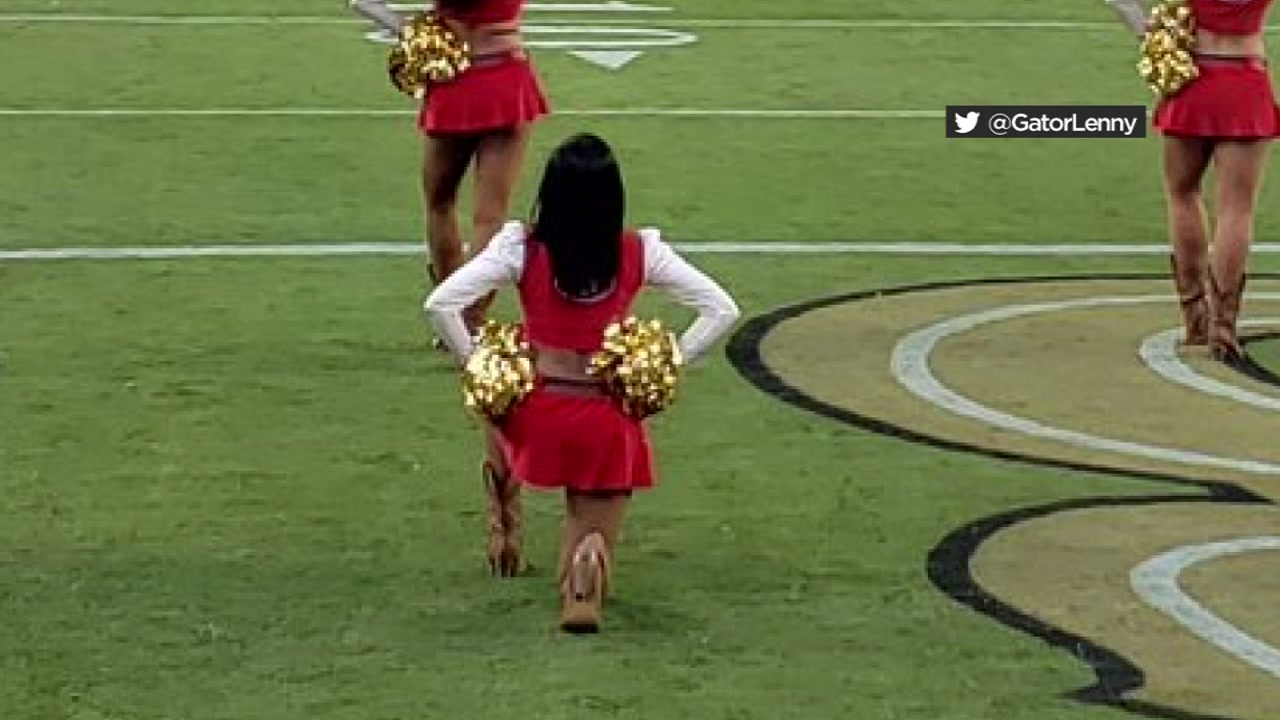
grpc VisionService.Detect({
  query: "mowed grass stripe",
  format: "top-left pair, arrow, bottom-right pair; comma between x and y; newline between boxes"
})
4,0 -> 1276,716
0,22 -> 1149,110
0,14 -> 1127,28
0,108 -> 943,118
10,11 -> 1280,32
0,253 -> 1162,720
10,243 -> 1280,262
0,117 -> 1177,249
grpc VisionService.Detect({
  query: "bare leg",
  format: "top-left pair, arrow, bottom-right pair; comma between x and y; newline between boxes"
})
559,491 -> 630,633
1208,139 -> 1270,361
1162,136 -> 1215,345
422,133 -> 482,285
425,134 -> 519,569
462,124 -> 534,330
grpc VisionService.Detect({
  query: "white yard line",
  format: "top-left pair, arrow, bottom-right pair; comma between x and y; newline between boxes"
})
0,14 -> 1136,29
0,107 -> 945,118
7,243 -> 1280,262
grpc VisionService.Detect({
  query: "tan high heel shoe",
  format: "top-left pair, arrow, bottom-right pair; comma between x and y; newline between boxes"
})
483,462 -> 522,578
560,532 -> 609,634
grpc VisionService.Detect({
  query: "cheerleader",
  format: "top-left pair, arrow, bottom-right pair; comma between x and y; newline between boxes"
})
424,133 -> 740,632
351,0 -> 549,332
1109,0 -> 1278,362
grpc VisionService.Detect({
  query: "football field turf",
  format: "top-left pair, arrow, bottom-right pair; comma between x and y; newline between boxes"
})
3,1 -> 1280,719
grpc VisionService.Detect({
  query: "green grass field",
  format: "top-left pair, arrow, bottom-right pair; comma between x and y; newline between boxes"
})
3,1 -> 1280,719
1250,336 -> 1280,372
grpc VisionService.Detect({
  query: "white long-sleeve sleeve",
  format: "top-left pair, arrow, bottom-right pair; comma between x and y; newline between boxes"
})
638,228 -> 740,363
1104,0 -> 1149,35
423,221 -> 526,363
349,0 -> 407,33
422,223 -> 740,364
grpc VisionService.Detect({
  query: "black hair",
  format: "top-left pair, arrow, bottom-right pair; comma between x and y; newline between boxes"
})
530,133 -> 626,301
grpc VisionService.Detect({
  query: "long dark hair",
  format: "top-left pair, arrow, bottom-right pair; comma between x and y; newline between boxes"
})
530,133 -> 626,301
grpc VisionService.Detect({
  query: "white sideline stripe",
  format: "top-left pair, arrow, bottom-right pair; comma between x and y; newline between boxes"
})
387,2 -> 672,11
0,245 -> 422,261
1139,322 -> 1280,413
0,15 -> 1134,28
0,108 -> 941,119
891,294 -> 1280,476
10,243 -> 1280,261
1131,538 -> 1280,679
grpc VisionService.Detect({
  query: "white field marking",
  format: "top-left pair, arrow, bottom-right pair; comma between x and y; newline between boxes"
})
1140,320 -> 1280,413
11,243 -> 1280,262
0,14 -> 1130,28
0,245 -> 423,261
23,15 -> 1280,30
1131,537 -> 1280,679
891,294 -> 1280,476
0,107 -> 943,118
387,2 -> 672,12
568,49 -> 642,69
10,243 -> 1280,261
364,24 -> 696,48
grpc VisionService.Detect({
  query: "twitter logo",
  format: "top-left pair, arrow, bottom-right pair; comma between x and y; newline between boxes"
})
954,110 -> 980,134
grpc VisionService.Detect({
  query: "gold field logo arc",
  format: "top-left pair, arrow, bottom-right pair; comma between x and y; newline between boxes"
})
727,273 -> 1280,720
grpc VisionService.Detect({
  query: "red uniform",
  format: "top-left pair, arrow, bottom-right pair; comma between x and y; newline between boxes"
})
419,0 -> 550,135
496,231 -> 656,493
439,0 -> 524,24
1155,0 -> 1280,138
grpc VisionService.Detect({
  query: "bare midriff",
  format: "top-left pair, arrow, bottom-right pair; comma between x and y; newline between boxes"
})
445,19 -> 525,57
1196,28 -> 1266,58
534,347 -> 597,384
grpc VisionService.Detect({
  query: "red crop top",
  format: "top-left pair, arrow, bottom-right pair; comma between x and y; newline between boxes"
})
517,231 -> 646,353
1191,0 -> 1273,34
436,0 -> 524,25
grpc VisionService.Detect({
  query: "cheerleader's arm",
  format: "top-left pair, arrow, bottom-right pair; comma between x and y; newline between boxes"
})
1104,0 -> 1151,36
348,0 -> 407,33
423,221 -> 527,363
639,228 -> 741,364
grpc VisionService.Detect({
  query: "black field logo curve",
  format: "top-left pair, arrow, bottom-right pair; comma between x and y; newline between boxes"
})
727,273 -> 1280,720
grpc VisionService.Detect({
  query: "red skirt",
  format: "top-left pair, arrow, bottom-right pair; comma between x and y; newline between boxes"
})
418,54 -> 550,135
496,382 -> 655,493
1154,59 -> 1280,138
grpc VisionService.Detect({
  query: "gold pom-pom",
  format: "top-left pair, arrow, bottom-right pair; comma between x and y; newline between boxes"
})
388,12 -> 471,99
587,317 -> 684,420
1139,0 -> 1199,98
462,321 -> 535,423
